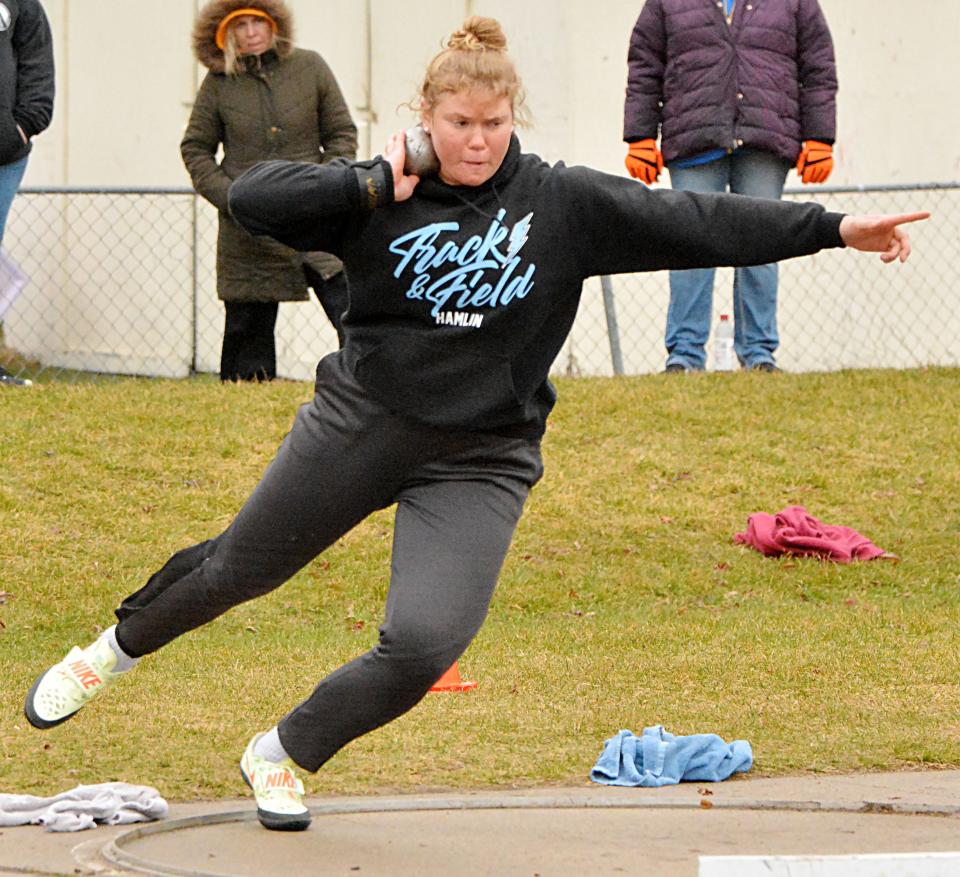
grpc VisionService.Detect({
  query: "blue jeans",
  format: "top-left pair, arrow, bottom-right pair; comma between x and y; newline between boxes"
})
665,151 -> 789,370
0,156 -> 29,245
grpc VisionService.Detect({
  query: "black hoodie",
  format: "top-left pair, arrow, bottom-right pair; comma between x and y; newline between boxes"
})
0,0 -> 54,166
230,136 -> 844,437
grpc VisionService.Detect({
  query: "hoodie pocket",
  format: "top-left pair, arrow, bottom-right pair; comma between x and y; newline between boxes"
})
0,109 -> 26,165
354,334 -> 521,429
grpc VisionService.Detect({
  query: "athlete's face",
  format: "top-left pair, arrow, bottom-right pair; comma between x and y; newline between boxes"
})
232,15 -> 273,56
423,89 -> 514,188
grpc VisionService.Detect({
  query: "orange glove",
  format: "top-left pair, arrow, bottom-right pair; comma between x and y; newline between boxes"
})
796,140 -> 834,184
625,139 -> 663,184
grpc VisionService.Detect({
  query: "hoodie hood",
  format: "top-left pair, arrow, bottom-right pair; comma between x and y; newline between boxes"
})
193,0 -> 294,72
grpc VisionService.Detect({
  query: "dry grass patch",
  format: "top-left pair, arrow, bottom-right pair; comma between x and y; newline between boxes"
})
2,368 -> 959,799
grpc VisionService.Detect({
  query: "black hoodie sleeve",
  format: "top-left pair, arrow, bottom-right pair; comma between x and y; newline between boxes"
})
553,166 -> 845,279
228,156 -> 394,255
12,0 -> 55,139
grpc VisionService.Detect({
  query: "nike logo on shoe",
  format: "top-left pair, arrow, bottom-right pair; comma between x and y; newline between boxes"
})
67,658 -> 103,689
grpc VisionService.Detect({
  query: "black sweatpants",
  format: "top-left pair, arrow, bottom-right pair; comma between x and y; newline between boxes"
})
114,352 -> 543,772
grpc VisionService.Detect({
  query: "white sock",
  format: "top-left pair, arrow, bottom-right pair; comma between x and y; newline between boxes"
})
254,727 -> 292,764
102,625 -> 140,673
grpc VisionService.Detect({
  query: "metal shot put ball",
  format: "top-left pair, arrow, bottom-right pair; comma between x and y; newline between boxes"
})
403,126 -> 440,177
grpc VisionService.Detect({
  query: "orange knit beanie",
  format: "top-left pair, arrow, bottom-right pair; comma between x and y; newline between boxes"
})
215,8 -> 278,50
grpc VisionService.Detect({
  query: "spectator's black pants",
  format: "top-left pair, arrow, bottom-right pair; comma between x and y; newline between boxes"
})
220,270 -> 348,382
220,301 -> 278,382
114,352 -> 543,772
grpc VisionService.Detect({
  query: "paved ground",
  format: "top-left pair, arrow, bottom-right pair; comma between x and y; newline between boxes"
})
3,770 -> 960,876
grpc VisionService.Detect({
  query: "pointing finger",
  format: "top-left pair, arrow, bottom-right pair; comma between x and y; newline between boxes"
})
888,212 -> 931,226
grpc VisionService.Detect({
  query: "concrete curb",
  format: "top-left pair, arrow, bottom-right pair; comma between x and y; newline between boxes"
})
100,794 -> 960,877
6,772 -> 960,877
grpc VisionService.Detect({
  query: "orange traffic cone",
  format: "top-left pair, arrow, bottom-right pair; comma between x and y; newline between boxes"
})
429,661 -> 477,692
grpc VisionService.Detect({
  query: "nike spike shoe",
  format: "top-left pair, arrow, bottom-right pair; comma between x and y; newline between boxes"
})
25,635 -> 126,729
240,733 -> 312,831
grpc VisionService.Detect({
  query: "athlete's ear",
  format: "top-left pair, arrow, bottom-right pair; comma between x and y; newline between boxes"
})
419,100 -> 432,134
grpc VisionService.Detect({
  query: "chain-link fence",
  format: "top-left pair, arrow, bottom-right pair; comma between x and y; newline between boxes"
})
0,187 -> 339,383
1,183 -> 956,383
562,183 -> 958,376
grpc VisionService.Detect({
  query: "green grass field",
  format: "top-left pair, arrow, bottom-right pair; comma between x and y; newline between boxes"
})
2,367 -> 959,800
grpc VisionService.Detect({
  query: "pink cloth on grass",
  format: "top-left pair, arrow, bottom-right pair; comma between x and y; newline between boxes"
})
734,505 -> 888,563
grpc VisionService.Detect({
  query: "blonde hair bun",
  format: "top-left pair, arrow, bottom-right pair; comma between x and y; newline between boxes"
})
447,17 -> 508,53
416,16 -> 527,124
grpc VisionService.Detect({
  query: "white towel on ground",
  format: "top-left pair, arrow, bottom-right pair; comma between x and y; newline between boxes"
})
0,782 -> 168,832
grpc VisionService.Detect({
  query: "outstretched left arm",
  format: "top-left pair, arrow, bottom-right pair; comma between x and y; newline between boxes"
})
560,166 -> 846,278
556,166 -> 930,277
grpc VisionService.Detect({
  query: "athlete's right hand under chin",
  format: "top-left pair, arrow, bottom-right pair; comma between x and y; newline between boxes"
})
384,131 -> 420,202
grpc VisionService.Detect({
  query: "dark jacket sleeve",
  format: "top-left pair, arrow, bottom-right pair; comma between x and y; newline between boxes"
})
554,166 -> 845,279
314,54 -> 358,162
796,0 -> 838,143
13,0 -> 55,139
228,156 -> 394,255
180,73 -> 233,212
622,0 -> 665,143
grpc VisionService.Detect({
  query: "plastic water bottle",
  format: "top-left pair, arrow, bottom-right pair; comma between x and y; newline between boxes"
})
712,313 -> 735,372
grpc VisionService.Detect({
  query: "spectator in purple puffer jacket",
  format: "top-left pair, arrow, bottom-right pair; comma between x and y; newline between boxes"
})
623,0 -> 837,373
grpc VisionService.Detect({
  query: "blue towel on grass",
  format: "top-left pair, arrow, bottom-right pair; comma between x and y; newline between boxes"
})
590,726 -> 752,787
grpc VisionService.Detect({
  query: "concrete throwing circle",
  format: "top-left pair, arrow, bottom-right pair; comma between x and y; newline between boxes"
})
101,795 -> 960,877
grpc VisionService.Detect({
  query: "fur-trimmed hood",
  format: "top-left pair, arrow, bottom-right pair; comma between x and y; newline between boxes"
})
193,0 -> 295,73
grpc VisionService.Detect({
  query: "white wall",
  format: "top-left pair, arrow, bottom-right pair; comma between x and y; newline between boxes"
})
25,0 -> 960,186
9,0 -> 959,378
